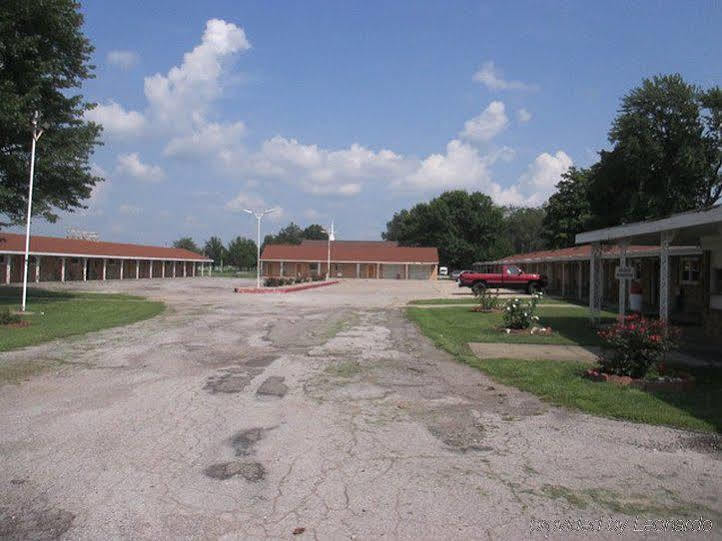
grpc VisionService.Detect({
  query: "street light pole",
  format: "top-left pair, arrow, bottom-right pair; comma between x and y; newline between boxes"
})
244,208 -> 276,289
323,220 -> 336,281
21,111 -> 45,312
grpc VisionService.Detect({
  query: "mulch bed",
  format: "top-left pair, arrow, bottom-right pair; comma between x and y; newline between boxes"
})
583,369 -> 695,391
2,321 -> 30,329
470,306 -> 502,313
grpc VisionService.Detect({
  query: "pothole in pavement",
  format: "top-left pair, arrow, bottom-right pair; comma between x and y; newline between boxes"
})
244,355 -> 277,368
256,376 -> 288,397
204,461 -> 266,482
203,366 -> 262,394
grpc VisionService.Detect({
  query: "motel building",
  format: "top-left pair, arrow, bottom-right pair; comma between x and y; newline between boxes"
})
0,232 -> 213,284
260,240 -> 439,280
482,205 -> 722,341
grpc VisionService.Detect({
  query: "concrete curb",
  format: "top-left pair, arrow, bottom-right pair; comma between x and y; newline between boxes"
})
234,280 -> 340,294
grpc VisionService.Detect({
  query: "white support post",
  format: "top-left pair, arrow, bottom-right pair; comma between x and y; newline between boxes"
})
5,256 -> 10,284
35,256 -> 40,283
618,241 -> 628,322
172,262 -> 176,278
135,260 -> 140,280
83,258 -> 87,281
405,263 -> 409,280
183,262 -> 186,278
589,242 -> 602,322
61,257 -> 66,283
659,231 -> 673,323
577,261 -> 583,300
102,258 -> 107,281
192,262 -> 196,277
279,261 -> 284,277
356,263 -> 360,278
376,263 -> 380,279
119,260 -> 124,280
162,261 -> 165,279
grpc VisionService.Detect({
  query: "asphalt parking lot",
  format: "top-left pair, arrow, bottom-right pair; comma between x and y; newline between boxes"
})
1,278 -> 720,539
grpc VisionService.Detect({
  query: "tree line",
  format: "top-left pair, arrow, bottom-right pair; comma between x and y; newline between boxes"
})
171,222 -> 329,267
385,74 -> 721,269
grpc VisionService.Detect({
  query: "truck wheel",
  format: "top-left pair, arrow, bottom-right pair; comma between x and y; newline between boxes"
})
472,282 -> 486,296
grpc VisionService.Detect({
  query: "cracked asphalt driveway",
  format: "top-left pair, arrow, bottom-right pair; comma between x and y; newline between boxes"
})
1,278 -> 720,539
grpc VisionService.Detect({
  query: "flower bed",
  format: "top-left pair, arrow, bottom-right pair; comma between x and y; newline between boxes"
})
583,369 -> 695,392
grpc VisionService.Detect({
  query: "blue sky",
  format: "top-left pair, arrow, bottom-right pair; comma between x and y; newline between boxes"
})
21,0 -> 722,247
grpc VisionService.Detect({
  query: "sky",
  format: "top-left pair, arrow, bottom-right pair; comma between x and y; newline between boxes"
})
18,0 -> 722,247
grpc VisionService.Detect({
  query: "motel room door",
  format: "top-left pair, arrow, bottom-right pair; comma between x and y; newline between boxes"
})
366,264 -> 376,278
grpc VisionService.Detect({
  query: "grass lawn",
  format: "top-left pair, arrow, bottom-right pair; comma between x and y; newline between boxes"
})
210,270 -> 256,278
408,296 -> 573,306
406,305 -> 721,433
406,305 -> 615,345
0,286 -> 165,353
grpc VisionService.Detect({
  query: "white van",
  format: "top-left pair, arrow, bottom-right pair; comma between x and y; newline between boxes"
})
439,266 -> 448,277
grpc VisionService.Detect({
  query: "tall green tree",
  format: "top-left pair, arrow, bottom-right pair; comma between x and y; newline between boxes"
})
542,167 -> 593,248
0,0 -> 103,225
302,224 -> 328,240
227,236 -> 257,269
383,190 -> 508,269
173,237 -> 201,254
587,74 -> 722,227
203,236 -> 227,265
503,206 -> 547,254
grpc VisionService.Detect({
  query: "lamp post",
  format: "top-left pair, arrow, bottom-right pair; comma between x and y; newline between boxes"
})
21,112 -> 45,312
243,208 -> 277,289
322,220 -> 336,280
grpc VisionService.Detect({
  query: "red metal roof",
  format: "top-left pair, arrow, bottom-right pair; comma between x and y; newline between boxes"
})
0,232 -> 211,261
491,244 -> 670,263
261,240 -> 438,263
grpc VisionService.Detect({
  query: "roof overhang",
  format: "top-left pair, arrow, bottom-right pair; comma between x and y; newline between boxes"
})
575,205 -> 722,245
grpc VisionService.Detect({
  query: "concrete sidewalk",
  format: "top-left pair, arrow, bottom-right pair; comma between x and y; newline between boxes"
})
468,342 -> 713,366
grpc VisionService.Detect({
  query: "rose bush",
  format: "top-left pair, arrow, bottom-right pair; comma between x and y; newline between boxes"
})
597,314 -> 679,378
502,292 -> 542,329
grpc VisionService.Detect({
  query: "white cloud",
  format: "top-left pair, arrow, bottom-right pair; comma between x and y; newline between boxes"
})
163,120 -> 246,159
85,101 -> 146,139
473,61 -> 537,92
398,139 -> 513,193
143,19 -> 250,129
116,153 -> 165,182
517,150 -> 573,205
107,50 -> 139,69
118,204 -> 142,215
460,101 -> 509,142
518,108 -> 532,123
234,136 -> 411,196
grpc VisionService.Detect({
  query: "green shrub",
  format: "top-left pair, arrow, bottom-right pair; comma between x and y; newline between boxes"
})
597,314 -> 679,378
0,309 -> 22,325
502,293 -> 541,329
477,288 -> 500,311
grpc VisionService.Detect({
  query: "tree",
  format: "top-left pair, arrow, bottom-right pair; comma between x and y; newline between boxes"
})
0,0 -> 103,225
587,74 -> 722,227
173,237 -> 201,253
383,190 -> 509,269
203,236 -> 227,265
542,167 -> 593,248
503,206 -> 547,254
302,224 -> 328,240
227,236 -> 257,269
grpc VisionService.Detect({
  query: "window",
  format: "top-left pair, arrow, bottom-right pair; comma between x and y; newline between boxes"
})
309,262 -> 318,272
680,258 -> 700,284
506,265 -> 522,276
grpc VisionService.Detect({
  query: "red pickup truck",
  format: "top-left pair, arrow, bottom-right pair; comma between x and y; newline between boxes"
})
458,264 -> 547,294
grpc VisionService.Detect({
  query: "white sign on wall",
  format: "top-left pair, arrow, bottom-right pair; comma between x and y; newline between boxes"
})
615,266 -> 636,280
